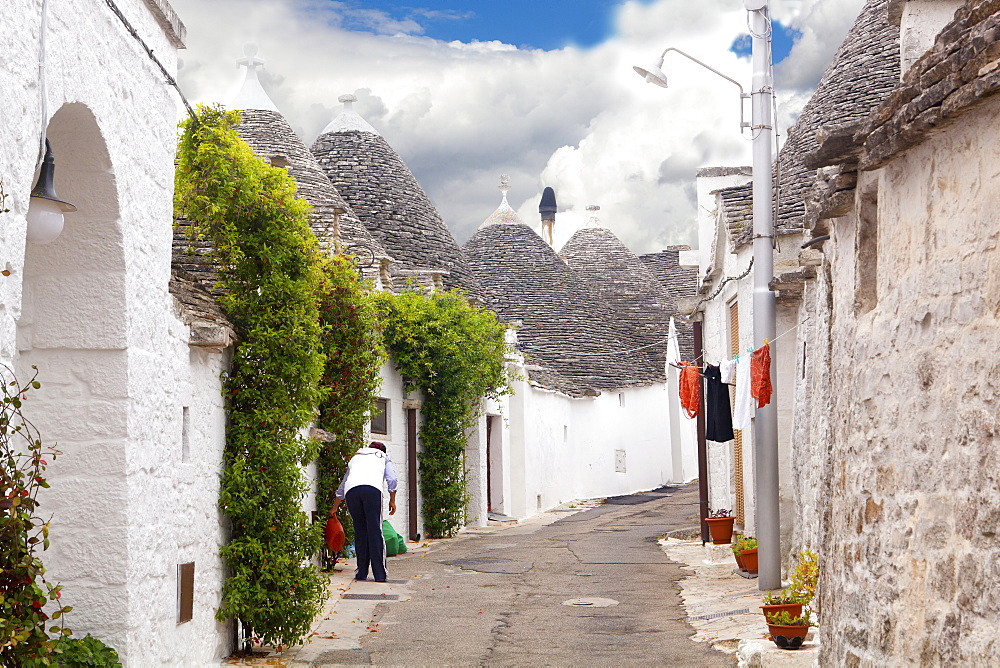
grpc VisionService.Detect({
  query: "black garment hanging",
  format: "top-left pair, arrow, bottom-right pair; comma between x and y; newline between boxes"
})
704,364 -> 735,443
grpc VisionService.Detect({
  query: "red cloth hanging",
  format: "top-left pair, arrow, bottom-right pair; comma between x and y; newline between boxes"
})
679,362 -> 701,419
751,343 -> 772,409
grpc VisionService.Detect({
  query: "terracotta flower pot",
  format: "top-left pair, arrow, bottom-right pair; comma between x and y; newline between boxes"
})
740,548 -> 758,574
705,516 -> 735,544
760,603 -> 803,624
767,623 -> 809,650
733,550 -> 746,571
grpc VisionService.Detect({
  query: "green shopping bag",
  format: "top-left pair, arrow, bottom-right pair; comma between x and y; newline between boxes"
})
382,520 -> 408,556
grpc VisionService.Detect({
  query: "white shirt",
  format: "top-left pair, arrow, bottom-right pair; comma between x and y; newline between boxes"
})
335,448 -> 398,499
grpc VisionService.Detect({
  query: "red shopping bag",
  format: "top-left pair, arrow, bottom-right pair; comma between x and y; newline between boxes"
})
325,509 -> 346,554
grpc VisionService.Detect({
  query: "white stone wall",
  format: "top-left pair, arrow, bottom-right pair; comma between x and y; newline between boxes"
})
0,1 -> 233,664
495,366 -> 676,520
688,170 -> 805,547
812,93 -> 1000,664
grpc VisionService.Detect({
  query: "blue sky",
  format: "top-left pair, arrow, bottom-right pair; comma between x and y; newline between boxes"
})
334,1 -> 800,61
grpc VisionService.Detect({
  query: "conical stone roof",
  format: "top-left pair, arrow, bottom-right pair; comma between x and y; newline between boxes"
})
173,53 -> 390,299
770,0 -> 899,244
464,191 -> 662,396
560,213 -> 694,370
729,0 -> 900,248
311,95 -> 480,296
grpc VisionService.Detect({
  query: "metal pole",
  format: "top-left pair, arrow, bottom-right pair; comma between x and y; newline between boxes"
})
749,1 -> 781,591
693,319 -> 710,544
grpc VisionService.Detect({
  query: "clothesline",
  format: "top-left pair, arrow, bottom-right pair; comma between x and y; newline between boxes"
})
667,317 -> 807,371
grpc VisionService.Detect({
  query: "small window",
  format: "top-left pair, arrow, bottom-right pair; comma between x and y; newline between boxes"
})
371,398 -> 389,435
177,562 -> 194,624
181,406 -> 190,463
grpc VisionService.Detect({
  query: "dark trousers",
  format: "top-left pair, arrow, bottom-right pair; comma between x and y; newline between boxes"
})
346,485 -> 387,581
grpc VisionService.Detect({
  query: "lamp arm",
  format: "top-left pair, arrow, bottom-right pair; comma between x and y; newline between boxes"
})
660,47 -> 750,129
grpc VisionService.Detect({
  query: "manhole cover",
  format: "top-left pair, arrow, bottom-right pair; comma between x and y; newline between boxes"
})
562,597 -> 619,607
341,594 -> 399,600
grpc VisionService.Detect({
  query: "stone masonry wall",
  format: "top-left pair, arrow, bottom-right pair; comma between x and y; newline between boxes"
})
820,92 -> 1000,664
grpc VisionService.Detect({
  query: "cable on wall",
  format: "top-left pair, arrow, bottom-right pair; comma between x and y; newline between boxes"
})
103,0 -> 197,121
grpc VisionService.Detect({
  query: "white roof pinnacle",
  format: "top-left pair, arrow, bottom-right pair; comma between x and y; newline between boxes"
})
230,43 -> 280,112
480,175 -> 525,228
320,93 -> 381,135
583,204 -> 605,229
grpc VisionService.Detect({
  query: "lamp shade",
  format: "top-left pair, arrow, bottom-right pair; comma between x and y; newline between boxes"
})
26,140 -> 76,245
632,65 -> 667,88
633,60 -> 668,88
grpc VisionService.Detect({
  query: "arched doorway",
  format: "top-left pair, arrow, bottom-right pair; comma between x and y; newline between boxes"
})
16,102 -> 130,648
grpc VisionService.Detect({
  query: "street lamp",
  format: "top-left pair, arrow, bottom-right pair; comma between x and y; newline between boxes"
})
633,48 -> 750,131
634,0 -> 780,591
26,140 -> 76,245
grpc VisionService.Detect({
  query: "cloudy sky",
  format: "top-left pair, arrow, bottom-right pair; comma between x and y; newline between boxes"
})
169,0 -> 865,254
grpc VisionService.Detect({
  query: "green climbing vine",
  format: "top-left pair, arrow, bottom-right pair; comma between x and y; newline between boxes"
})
315,255 -> 385,548
374,286 -> 512,538
174,106 -> 328,649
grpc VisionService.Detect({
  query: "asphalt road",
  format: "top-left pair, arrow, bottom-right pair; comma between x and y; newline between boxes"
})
311,482 -> 733,666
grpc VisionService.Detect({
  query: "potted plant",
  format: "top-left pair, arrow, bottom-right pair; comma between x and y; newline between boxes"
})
761,550 -> 819,631
766,609 -> 813,650
760,589 -> 803,624
736,536 -> 757,575
731,536 -> 757,573
704,508 -> 735,544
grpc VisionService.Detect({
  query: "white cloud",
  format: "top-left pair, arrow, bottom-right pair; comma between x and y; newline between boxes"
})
170,0 -> 865,255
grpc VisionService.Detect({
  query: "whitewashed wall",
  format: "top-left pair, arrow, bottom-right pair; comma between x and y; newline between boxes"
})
0,1 -> 236,664
489,361 -> 676,522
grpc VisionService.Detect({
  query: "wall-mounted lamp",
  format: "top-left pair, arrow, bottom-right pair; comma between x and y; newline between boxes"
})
26,140 -> 76,244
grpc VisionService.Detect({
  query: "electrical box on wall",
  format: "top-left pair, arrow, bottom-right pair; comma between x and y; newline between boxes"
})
615,449 -> 626,473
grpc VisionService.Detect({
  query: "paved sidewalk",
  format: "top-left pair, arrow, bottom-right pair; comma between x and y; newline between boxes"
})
658,537 -> 819,667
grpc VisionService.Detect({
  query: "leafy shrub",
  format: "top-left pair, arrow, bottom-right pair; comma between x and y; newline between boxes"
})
316,255 -> 386,550
51,634 -> 121,667
374,286 -> 512,537
0,365 -> 71,667
175,106 -> 328,648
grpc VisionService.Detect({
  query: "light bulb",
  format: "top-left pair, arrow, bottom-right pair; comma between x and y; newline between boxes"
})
26,197 -> 65,244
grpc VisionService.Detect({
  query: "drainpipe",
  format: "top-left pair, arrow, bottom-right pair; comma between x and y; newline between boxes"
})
693,319 -> 710,544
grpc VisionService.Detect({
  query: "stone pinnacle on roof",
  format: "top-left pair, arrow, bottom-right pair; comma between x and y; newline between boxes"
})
320,93 -> 381,136
582,204 -> 605,229
480,175 -> 525,228
230,43 -> 280,112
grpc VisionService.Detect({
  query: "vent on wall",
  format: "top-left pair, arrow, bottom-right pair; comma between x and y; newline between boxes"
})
181,406 -> 190,463
177,562 -> 194,624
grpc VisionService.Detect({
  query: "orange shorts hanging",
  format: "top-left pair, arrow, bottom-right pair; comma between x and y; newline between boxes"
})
751,343 -> 772,409
679,363 -> 701,418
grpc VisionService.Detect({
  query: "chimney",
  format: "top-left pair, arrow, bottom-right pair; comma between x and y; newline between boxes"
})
539,186 -> 557,248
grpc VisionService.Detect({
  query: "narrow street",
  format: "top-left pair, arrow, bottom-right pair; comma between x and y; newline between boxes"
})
295,483 -> 732,666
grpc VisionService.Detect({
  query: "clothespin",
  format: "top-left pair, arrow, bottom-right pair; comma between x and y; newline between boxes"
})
764,338 -> 769,346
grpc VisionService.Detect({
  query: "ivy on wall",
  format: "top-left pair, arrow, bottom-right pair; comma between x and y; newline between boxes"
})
374,287 -> 512,538
174,106 -> 328,649
315,256 -> 385,546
